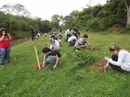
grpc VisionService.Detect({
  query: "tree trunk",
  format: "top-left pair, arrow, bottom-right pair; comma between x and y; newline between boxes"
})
127,6 -> 130,28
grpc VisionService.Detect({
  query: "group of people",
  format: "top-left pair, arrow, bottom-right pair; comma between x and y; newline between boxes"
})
41,28 -> 89,70
65,28 -> 93,52
41,28 -> 130,73
0,27 -> 130,73
31,29 -> 41,41
41,30 -> 63,69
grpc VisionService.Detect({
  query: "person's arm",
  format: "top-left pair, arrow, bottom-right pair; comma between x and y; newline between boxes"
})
0,35 -> 5,42
53,55 -> 60,69
42,54 -> 46,67
7,33 -> 12,40
0,33 -> 6,42
105,51 -> 125,66
80,45 -> 86,48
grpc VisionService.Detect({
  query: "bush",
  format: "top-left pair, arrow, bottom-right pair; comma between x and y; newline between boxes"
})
72,51 -> 97,68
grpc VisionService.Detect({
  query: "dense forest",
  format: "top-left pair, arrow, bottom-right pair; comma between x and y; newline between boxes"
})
0,0 -> 130,39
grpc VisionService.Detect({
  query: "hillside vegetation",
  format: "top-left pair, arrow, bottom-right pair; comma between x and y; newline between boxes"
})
0,32 -> 130,97
0,0 -> 130,40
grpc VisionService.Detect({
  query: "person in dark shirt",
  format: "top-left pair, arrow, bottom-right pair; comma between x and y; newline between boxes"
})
42,47 -> 61,69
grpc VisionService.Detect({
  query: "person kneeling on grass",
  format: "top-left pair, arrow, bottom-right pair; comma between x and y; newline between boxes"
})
42,47 -> 61,70
74,34 -> 88,52
104,45 -> 130,72
49,35 -> 60,51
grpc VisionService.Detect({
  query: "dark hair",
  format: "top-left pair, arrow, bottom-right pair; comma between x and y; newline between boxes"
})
50,35 -> 55,38
109,45 -> 121,52
42,47 -> 51,53
83,34 -> 88,38
0,28 -> 8,34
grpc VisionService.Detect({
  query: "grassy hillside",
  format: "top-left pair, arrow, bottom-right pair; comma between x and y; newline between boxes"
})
0,32 -> 130,97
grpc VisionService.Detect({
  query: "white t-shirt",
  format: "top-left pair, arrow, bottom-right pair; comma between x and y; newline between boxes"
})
108,50 -> 130,71
74,38 -> 86,49
65,29 -> 70,36
68,35 -> 77,42
49,40 -> 60,50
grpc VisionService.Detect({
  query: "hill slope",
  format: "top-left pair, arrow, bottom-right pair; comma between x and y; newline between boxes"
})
0,32 -> 130,97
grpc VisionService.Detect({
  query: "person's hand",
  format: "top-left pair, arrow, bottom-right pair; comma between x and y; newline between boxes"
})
42,61 -> 45,68
104,57 -> 109,61
2,32 -> 6,36
6,33 -> 10,35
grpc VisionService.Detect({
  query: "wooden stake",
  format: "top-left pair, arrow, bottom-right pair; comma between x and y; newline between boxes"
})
34,46 -> 41,69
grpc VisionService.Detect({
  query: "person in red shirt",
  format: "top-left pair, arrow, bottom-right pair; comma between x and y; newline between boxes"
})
0,28 -> 12,65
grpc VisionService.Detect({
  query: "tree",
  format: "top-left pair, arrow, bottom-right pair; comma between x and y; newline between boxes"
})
0,4 -> 30,17
124,0 -> 130,28
51,14 -> 62,29
14,4 -> 30,17
0,4 -> 13,14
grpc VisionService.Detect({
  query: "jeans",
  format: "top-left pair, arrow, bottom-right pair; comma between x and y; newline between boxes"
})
0,47 -> 11,65
45,57 -> 56,65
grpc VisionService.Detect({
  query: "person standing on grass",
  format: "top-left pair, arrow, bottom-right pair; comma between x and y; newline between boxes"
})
42,47 -> 61,70
0,28 -> 12,65
104,45 -> 130,72
74,34 -> 88,51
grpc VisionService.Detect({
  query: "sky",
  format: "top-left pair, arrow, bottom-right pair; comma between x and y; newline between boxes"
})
0,0 -> 107,20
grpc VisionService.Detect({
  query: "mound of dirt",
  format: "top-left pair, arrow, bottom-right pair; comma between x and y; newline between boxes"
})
34,60 -> 52,70
96,58 -> 108,73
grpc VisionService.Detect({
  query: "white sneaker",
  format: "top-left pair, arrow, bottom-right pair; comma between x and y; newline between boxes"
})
104,62 -> 109,69
76,49 -> 79,52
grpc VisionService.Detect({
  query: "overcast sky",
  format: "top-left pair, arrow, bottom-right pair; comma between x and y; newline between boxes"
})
0,0 -> 107,20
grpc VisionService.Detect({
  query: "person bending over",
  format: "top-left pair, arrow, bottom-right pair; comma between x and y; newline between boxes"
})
74,34 -> 88,51
68,34 -> 77,46
104,45 -> 130,72
42,47 -> 61,69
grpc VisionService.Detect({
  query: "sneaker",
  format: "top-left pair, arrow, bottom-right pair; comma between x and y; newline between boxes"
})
76,49 -> 79,52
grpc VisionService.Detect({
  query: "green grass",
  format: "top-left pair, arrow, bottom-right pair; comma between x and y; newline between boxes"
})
0,32 -> 130,97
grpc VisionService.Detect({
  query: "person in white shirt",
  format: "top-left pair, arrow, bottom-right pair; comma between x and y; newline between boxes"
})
74,34 -> 88,51
68,34 -> 77,46
65,29 -> 72,42
49,36 -> 60,51
104,45 -> 130,72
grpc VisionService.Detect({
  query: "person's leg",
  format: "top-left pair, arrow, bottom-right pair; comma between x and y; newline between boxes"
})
0,48 -> 6,65
45,57 -> 56,65
5,47 -> 11,63
109,55 -> 125,72
45,57 -> 56,69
